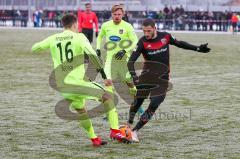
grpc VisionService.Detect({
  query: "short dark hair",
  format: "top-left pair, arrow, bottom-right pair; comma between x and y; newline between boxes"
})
85,3 -> 91,6
61,14 -> 77,28
142,18 -> 155,27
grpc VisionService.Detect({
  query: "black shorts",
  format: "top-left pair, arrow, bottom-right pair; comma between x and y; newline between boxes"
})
82,28 -> 93,43
136,71 -> 169,98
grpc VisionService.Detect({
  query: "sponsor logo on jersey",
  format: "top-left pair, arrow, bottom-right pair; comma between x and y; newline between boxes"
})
119,29 -> 124,34
148,47 -> 167,55
109,36 -> 121,42
161,38 -> 167,44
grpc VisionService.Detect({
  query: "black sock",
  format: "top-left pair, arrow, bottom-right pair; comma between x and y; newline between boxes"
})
132,95 -> 166,131
132,109 -> 154,131
128,98 -> 145,124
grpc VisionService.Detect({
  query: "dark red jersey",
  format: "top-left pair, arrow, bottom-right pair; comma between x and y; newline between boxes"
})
128,31 -> 198,80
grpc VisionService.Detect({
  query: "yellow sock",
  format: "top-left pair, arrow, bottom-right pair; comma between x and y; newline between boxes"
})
79,112 -> 97,139
103,99 -> 119,129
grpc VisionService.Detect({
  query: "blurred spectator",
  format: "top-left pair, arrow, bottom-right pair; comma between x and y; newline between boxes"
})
147,11 -> 157,19
231,13 -> 238,33
33,10 -> 38,27
55,11 -> 62,28
163,5 -> 169,15
175,14 -> 185,30
103,10 -> 110,22
195,11 -> 202,31
48,10 -> 55,27
169,6 -> 174,15
237,14 -> 240,31
216,12 -> 222,31
0,8 -> 239,32
11,8 -> 17,26
157,10 -> 164,20
0,10 -> 7,26
186,12 -> 195,31
208,12 -> 214,31
21,10 -> 28,27
222,11 -> 228,32
202,12 -> 208,31
179,5 -> 185,15
120,4 -> 129,22
38,9 -> 43,27
123,11 -> 129,22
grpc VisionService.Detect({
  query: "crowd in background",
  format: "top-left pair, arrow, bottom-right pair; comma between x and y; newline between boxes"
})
0,5 -> 240,32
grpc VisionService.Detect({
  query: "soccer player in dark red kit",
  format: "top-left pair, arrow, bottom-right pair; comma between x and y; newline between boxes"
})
127,18 -> 211,142
78,3 -> 98,43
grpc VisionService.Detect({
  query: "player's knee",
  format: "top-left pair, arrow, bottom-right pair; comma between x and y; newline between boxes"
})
75,108 -> 86,114
75,108 -> 89,120
132,98 -> 145,107
102,92 -> 112,102
149,96 -> 165,112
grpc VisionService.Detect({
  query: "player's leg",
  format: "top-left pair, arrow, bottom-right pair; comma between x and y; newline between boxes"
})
74,101 -> 108,146
133,95 -> 166,131
82,28 -> 91,63
100,87 -> 132,143
100,60 -> 116,121
104,60 -> 116,93
119,60 -> 145,115
61,94 -> 105,146
62,80 -> 126,145
75,81 -> 119,130
131,95 -> 166,142
127,97 -> 146,125
80,81 -> 131,143
118,59 -> 137,96
81,28 -> 92,43
88,29 -> 93,43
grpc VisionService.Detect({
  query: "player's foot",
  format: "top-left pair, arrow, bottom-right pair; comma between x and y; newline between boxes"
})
131,130 -> 139,143
110,128 -> 132,144
91,137 -> 108,147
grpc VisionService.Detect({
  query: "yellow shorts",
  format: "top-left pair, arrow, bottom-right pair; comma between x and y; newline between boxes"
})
61,81 -> 106,109
104,59 -> 132,83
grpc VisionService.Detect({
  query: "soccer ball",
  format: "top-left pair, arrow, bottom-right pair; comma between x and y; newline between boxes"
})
119,125 -> 132,140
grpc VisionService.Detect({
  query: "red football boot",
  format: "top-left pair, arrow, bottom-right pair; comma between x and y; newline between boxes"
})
91,137 -> 108,147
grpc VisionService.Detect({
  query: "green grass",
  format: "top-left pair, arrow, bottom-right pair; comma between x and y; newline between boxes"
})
0,28 -> 240,159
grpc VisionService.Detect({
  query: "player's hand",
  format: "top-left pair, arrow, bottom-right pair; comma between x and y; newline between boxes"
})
132,75 -> 139,85
95,32 -> 98,38
96,49 -> 101,57
115,50 -> 126,60
197,43 -> 211,53
104,79 -> 113,86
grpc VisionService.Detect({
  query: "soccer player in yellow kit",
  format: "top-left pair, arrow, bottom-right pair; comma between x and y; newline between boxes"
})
31,14 -> 131,146
96,4 -> 144,114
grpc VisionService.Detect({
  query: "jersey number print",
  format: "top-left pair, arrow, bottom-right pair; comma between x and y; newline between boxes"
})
56,41 -> 73,63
